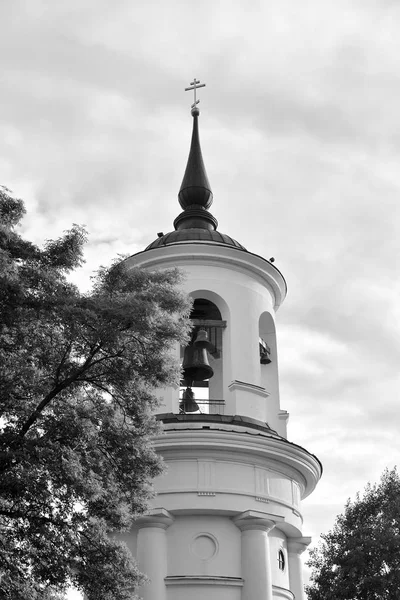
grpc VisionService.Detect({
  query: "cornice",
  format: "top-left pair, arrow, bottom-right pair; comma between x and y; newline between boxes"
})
165,576 -> 244,587
124,243 -> 287,311
153,427 -> 322,498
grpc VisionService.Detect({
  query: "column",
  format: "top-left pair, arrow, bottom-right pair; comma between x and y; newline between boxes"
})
136,509 -> 174,600
234,512 -> 277,600
287,537 -> 311,600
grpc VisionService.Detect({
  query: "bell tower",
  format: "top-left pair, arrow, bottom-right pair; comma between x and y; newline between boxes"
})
123,83 -> 322,600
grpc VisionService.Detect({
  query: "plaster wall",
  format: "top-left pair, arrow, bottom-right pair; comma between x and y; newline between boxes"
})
270,529 -> 290,589
131,513 -> 294,600
151,473 -> 303,539
167,515 -> 241,576
166,583 -> 242,600
152,456 -> 302,529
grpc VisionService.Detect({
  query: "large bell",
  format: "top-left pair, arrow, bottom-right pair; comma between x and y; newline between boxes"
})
182,329 -> 214,387
193,328 -> 214,352
179,387 -> 200,413
182,346 -> 214,386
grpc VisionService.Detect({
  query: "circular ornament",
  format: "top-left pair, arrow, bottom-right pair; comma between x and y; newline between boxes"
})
190,533 -> 218,560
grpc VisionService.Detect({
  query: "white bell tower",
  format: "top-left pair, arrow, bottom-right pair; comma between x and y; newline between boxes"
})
123,87 -> 322,600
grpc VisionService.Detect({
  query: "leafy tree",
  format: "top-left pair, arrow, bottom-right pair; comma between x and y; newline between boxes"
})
0,187 -> 192,599
306,467 -> 400,600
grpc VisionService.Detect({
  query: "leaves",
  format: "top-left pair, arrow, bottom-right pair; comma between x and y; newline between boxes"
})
0,189 -> 192,599
306,468 -> 400,600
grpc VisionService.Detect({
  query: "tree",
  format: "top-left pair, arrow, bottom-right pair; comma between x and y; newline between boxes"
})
0,187 -> 192,599
306,467 -> 400,600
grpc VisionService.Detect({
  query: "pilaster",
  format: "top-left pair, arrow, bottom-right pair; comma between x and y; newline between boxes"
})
136,509 -> 174,600
233,511 -> 282,600
287,537 -> 311,600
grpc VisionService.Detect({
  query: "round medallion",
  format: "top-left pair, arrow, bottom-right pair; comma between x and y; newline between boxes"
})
191,534 -> 218,560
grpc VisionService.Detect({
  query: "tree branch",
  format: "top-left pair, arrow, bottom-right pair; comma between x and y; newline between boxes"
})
17,347 -> 126,439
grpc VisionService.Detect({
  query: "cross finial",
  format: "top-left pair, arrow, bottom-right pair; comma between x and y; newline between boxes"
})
185,78 -> 206,109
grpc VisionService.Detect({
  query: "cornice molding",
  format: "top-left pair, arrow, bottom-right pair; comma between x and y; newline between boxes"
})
154,428 -> 322,498
287,536 -> 312,555
135,508 -> 174,530
233,510 -> 284,532
228,380 -> 270,398
124,244 -> 287,311
272,585 -> 295,599
165,576 -> 244,587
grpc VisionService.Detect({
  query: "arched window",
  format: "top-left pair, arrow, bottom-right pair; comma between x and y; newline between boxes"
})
278,549 -> 285,571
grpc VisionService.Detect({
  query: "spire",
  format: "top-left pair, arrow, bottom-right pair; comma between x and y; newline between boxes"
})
174,82 -> 218,232
178,106 -> 213,210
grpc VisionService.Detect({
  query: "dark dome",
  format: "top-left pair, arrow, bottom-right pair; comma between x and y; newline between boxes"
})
145,228 -> 247,251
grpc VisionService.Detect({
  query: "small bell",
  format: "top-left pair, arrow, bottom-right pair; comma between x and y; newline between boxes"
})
179,387 -> 200,413
260,343 -> 272,365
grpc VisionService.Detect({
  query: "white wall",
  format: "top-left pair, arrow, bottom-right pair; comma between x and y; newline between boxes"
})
167,515 -> 241,576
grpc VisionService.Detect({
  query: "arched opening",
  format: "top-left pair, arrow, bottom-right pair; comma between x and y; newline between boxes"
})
180,297 -> 226,415
190,298 -> 222,321
278,549 -> 286,571
258,311 -> 281,428
258,311 -> 276,367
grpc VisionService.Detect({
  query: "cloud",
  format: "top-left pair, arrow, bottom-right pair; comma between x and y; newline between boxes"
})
1,0 -> 399,583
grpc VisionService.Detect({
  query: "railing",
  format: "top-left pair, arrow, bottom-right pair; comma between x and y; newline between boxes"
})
179,398 -> 225,415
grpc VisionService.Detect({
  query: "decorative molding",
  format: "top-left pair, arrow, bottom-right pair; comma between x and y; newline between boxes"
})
255,496 -> 270,503
278,410 -> 289,422
190,533 -> 219,561
228,380 -> 270,398
287,536 -> 312,555
198,460 -> 215,492
154,428 -> 322,498
135,508 -> 174,530
255,465 -> 270,497
125,244 -> 287,311
198,491 -> 216,496
165,576 -> 244,587
291,480 -> 300,507
233,509 -> 284,533
272,584 -> 295,599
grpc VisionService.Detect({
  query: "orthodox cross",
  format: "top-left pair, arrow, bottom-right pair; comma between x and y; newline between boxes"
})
185,78 -> 206,109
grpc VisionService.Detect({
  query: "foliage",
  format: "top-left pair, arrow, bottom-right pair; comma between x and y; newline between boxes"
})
0,187 -> 192,599
306,467 -> 400,600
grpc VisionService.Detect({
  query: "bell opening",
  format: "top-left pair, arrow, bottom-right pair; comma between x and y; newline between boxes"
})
179,297 -> 225,416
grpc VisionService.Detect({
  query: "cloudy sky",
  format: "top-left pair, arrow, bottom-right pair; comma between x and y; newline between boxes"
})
2,0 -> 400,594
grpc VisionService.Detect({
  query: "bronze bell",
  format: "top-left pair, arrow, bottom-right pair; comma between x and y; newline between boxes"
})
179,387 -> 200,413
193,328 -> 214,352
260,346 -> 272,365
260,350 -> 271,365
182,328 -> 214,387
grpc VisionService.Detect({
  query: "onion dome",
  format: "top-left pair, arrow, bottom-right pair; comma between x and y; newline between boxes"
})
145,105 -> 246,252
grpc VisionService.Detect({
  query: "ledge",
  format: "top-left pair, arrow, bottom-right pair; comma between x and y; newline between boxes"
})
153,418 -> 323,498
228,379 -> 270,398
156,413 -> 278,435
124,243 -> 287,311
165,576 -> 244,587
272,584 -> 295,599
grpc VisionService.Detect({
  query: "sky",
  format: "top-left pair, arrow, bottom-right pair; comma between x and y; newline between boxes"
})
1,0 -> 399,596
